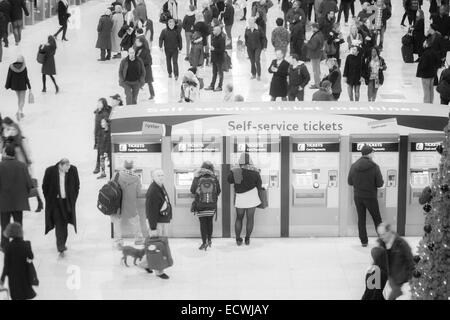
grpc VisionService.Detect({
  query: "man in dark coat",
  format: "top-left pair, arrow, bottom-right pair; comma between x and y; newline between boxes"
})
8,0 -> 28,45
377,223 -> 415,300
145,169 -> 172,279
159,18 -> 182,80
305,23 -> 324,88
0,144 -> 32,251
205,26 -> 226,91
95,9 -> 113,61
118,47 -> 146,105
348,145 -> 384,247
54,0 -> 70,41
42,159 -> 80,256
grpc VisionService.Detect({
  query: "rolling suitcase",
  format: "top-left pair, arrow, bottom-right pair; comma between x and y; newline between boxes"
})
145,237 -> 173,271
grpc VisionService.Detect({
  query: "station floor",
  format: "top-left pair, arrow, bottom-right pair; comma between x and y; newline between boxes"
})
0,0 -> 428,299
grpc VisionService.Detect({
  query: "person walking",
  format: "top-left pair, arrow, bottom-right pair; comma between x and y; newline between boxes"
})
40,35 -> 59,94
337,0 -> 353,24
362,47 -> 387,101
159,19 -> 182,80
223,0 -> 235,49
205,25 -> 226,91
343,45 -> 363,101
377,223 -> 415,300
268,49 -> 289,101
416,38 -> 441,104
227,152 -> 262,246
271,18 -> 289,54
93,98 -> 112,175
245,17 -> 264,81
135,35 -> 155,100
118,47 -> 146,105
347,145 -> 384,247
133,0 -> 147,22
8,0 -> 29,46
287,53 -> 310,101
361,246 -> 388,300
54,0 -> 70,41
290,15 -> 305,58
0,223 -> 36,300
96,9 -> 113,61
0,0 -> 11,49
96,119 -> 111,179
0,144 -> 32,252
42,158 -> 80,257
305,23 -> 324,89
182,4 -> 196,61
111,5 -> 125,59
190,161 -> 221,250
4,55 -> 31,121
145,169 -> 172,279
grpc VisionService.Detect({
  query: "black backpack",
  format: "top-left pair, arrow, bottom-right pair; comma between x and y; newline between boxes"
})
97,173 -> 122,215
196,176 -> 218,211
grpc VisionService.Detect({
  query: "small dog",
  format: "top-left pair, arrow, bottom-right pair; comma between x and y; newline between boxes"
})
121,246 -> 146,267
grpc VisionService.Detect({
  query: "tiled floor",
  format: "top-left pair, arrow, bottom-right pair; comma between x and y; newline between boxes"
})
0,0 -> 427,299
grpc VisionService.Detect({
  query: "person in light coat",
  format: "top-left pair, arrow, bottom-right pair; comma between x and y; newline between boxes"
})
111,5 -> 124,59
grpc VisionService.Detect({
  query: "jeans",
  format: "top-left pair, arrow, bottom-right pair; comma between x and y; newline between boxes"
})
367,80 -> 379,101
210,60 -> 224,88
16,90 -> 26,112
199,216 -> 213,244
165,49 -> 179,77
54,23 -> 68,39
122,81 -> 141,105
100,49 -> 111,60
421,78 -> 434,104
337,2 -> 351,23
0,211 -> 23,250
54,199 -> 69,252
185,31 -> 192,56
271,96 -> 287,101
12,19 -> 23,44
354,197 -> 382,245
235,207 -> 256,239
288,88 -> 305,101
348,84 -> 360,101
311,58 -> 321,86
247,48 -> 262,77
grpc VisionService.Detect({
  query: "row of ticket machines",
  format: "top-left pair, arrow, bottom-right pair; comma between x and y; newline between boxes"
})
111,133 -> 443,238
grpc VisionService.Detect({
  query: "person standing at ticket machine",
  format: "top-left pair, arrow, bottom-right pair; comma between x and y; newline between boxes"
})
228,153 -> 262,246
348,145 -> 384,247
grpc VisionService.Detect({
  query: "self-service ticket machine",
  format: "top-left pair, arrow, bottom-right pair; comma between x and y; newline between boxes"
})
171,135 -> 223,237
111,137 -> 162,238
406,135 -> 443,235
348,137 -> 399,236
229,135 -> 281,237
290,136 -> 340,236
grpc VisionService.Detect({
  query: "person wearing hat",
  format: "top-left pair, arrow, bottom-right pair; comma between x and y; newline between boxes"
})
227,152 -> 262,246
95,9 -> 113,61
42,158 -> 80,256
0,222 -> 36,300
110,93 -> 123,107
0,144 -> 32,252
347,144 -> 384,247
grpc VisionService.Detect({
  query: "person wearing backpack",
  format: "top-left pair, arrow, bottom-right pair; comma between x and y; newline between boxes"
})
227,152 -> 262,246
190,161 -> 221,250
42,159 -> 79,257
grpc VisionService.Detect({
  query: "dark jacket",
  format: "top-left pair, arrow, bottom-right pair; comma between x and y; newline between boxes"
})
1,239 -> 36,300
182,13 -> 195,33
159,27 -> 182,51
97,128 -> 111,156
42,164 -> 80,235
322,66 -> 342,94
190,168 -> 221,211
416,46 -> 441,79
95,15 -> 113,50
194,21 -> 210,46
319,0 -> 338,17
319,15 -> 335,37
94,105 -> 112,148
227,167 -> 262,194
5,62 -> 31,91
290,20 -> 305,56
40,44 -> 56,76
118,56 -> 146,86
119,24 -> 136,51
145,182 -> 172,230
288,63 -> 310,94
245,27 -> 265,50
269,59 -> 289,97
412,19 -> 425,55
223,2 -> 234,26
0,0 -> 11,30
438,67 -> 450,99
348,156 -> 384,198
305,30 -> 324,60
210,32 -> 226,63
8,0 -> 28,22
377,235 -> 415,285
57,0 -> 69,26
0,156 -> 32,212
343,52 -> 363,85
135,42 -> 153,83
312,88 -> 335,101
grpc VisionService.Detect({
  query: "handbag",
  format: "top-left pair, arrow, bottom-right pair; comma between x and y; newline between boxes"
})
36,49 -> 46,64
257,187 -> 268,209
29,178 -> 39,198
28,91 -> 35,104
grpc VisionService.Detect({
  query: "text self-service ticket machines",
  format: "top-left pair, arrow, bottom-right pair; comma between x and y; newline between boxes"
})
171,135 -> 223,237
406,135 -> 443,235
229,135 -> 281,237
290,137 -> 340,236
348,138 -> 399,236
111,138 -> 162,238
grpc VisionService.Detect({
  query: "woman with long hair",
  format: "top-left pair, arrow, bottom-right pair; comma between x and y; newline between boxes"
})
228,153 -> 262,246
134,35 -> 155,100
362,47 -> 387,102
93,98 -> 112,174
40,35 -> 59,93
412,9 -> 425,60
5,55 -> 31,121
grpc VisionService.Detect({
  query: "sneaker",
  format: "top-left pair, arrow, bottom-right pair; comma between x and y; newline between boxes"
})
145,268 -> 154,274
93,168 -> 100,174
208,240 -> 212,248
236,237 -> 243,246
214,87 -> 222,92
157,273 -> 170,279
97,58 -> 106,61
240,17 -> 246,21
245,237 -> 250,245
199,243 -> 207,250
149,95 -> 155,100
256,76 -> 261,81
204,86 -> 215,91
250,75 -> 256,79
42,88 -> 46,93
175,76 -> 179,81
97,173 -> 107,179
168,74 -> 172,78
362,243 -> 368,247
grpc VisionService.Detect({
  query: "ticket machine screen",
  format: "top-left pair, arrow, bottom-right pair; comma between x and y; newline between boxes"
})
176,171 -> 194,186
